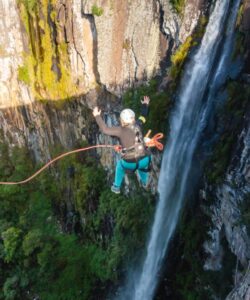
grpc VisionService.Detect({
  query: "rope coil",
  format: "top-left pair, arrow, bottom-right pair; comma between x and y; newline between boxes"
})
145,133 -> 164,151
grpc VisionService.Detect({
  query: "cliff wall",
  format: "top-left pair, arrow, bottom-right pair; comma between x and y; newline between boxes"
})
0,0 -> 204,159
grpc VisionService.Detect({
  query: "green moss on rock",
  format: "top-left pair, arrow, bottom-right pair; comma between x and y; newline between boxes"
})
17,65 -> 30,85
170,0 -> 186,15
17,0 -> 80,101
91,5 -> 104,16
169,36 -> 193,81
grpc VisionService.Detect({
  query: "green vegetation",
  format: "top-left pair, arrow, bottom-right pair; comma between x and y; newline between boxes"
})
170,0 -> 186,15
17,0 -> 37,12
123,39 -> 131,50
169,36 -> 193,81
206,81 -> 250,184
240,194 -> 250,236
236,4 -> 244,27
17,65 -> 30,85
123,79 -> 172,135
171,209 -> 211,299
91,5 -> 104,17
0,143 -> 154,299
168,14 -> 208,85
233,32 -> 245,59
164,205 -> 235,299
194,14 -> 208,39
204,15 -> 250,184
17,0 -> 81,101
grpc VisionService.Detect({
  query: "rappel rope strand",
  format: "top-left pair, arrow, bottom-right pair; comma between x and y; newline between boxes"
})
0,133 -> 164,185
0,145 -> 114,185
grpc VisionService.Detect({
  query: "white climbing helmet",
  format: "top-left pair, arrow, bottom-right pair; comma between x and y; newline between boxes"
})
120,108 -> 135,124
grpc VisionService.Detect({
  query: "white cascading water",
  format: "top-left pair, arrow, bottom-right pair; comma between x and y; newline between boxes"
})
117,0 -> 241,299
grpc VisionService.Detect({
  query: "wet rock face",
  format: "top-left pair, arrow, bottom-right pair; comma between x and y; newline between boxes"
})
202,122 -> 250,298
204,125 -> 250,268
179,0 -> 205,41
226,269 -> 250,300
159,0 -> 205,45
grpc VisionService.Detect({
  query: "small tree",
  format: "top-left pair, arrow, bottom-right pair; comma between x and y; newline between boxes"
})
2,227 -> 22,263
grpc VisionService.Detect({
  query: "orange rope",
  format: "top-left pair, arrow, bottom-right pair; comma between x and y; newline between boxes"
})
0,133 -> 164,186
0,145 -> 114,185
146,133 -> 164,151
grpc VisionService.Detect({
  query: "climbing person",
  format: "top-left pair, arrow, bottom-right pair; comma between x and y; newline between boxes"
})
92,96 -> 151,194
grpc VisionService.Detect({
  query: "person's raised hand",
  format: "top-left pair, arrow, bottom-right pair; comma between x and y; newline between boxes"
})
93,106 -> 101,117
141,96 -> 150,105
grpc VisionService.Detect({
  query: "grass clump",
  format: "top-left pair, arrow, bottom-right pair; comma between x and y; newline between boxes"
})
170,0 -> 186,15
123,39 -> 131,50
168,14 -> 208,88
169,36 -> 193,81
17,65 -> 30,85
91,5 -> 104,16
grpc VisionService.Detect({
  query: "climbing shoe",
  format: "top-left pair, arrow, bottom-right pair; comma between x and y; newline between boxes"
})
141,181 -> 150,191
111,184 -> 121,194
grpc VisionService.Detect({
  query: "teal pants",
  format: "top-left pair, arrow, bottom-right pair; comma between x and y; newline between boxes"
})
114,156 -> 151,188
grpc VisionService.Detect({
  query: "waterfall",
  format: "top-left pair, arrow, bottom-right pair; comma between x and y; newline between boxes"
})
116,0 -> 241,299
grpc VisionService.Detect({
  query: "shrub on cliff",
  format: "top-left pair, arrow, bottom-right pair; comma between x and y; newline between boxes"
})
91,5 -> 104,17
170,36 -> 193,81
170,0 -> 186,15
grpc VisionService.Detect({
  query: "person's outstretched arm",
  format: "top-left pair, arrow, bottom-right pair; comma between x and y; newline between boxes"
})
138,96 -> 150,125
93,107 -> 121,137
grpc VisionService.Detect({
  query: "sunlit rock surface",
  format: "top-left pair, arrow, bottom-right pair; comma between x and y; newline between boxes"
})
179,0 -> 204,42
0,0 -> 32,108
0,0 -> 205,105
0,0 -> 203,158
82,0 -> 167,96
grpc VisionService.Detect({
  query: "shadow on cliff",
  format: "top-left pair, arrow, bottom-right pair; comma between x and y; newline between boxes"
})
0,88 -> 121,161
